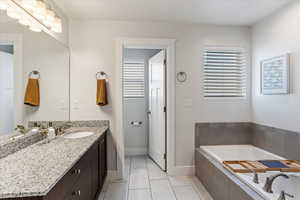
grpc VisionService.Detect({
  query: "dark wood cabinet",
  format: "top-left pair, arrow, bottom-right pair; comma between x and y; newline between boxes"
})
90,138 -> 100,199
5,131 -> 107,200
99,134 -> 107,190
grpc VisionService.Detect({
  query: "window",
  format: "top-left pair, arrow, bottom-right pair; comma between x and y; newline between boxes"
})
203,48 -> 246,98
123,60 -> 145,98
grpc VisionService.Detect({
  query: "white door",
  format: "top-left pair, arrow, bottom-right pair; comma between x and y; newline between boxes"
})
148,50 -> 166,170
0,50 -> 14,134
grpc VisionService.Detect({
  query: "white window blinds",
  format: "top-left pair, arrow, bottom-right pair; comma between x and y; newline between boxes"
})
203,49 -> 246,98
123,61 -> 145,98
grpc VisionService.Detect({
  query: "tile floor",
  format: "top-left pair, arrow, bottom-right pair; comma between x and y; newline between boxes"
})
98,155 -> 213,200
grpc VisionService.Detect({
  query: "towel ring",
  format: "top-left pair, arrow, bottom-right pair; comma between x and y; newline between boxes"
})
29,70 -> 40,79
96,71 -> 108,80
176,71 -> 187,83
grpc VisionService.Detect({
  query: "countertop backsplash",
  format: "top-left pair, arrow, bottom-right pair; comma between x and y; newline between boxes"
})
0,120 -> 109,159
28,120 -> 109,129
0,132 -> 46,159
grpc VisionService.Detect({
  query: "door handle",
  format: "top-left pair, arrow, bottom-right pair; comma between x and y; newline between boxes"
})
147,111 -> 151,114
73,190 -> 81,196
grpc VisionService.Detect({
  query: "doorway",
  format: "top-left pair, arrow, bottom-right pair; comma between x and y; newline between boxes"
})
116,38 -> 175,179
122,48 -> 167,172
0,43 -> 14,135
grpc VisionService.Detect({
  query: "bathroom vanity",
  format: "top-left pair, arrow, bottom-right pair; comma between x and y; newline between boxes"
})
0,126 -> 108,200
0,8 -> 112,200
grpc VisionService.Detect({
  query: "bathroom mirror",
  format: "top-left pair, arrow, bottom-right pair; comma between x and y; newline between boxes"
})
0,11 -> 70,136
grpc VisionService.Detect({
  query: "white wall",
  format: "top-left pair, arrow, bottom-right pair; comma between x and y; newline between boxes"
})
22,31 -> 70,122
123,48 -> 160,156
69,20 -> 251,168
0,50 -> 14,134
252,1 -> 300,132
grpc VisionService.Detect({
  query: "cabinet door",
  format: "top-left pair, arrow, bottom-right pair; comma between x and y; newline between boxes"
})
99,134 -> 107,190
65,162 -> 92,200
91,141 -> 99,199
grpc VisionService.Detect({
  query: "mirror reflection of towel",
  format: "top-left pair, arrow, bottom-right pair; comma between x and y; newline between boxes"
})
96,79 -> 108,106
24,78 -> 40,106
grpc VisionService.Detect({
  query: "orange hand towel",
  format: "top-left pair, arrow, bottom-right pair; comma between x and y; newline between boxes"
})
96,79 -> 108,106
24,78 -> 40,106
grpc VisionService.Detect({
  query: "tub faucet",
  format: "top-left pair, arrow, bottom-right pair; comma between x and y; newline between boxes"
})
278,191 -> 294,200
250,169 -> 259,184
263,173 -> 289,193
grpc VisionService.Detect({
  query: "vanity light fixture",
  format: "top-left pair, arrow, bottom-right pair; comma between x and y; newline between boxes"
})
0,0 -> 8,10
0,0 -> 62,33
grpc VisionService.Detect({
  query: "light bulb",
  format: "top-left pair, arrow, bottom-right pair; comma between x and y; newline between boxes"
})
51,17 -> 62,33
22,0 -> 37,11
33,0 -> 46,20
18,17 -> 31,26
29,25 -> 42,32
43,9 -> 55,27
0,0 -> 8,10
46,9 -> 55,21
7,7 -> 21,19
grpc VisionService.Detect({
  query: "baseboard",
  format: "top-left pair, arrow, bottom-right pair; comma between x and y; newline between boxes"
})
107,170 -> 120,182
168,165 -> 195,176
125,147 -> 147,156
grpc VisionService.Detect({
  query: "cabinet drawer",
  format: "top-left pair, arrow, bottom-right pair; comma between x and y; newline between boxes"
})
64,164 -> 92,200
45,151 -> 90,200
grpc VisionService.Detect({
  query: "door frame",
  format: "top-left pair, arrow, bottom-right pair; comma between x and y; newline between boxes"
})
115,38 -> 176,178
0,34 -> 23,129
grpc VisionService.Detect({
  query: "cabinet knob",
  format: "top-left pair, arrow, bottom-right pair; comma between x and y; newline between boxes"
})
73,190 -> 81,196
72,169 -> 81,175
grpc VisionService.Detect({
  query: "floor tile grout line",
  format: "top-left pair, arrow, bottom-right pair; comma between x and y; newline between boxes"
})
190,177 -> 210,200
101,177 -> 110,200
103,156 -> 208,200
190,180 -> 205,199
167,176 -> 179,200
126,156 -> 132,200
168,176 -> 203,199
172,184 -> 203,199
146,155 -> 154,200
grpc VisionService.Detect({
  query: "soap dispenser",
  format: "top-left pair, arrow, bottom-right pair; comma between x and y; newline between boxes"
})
47,122 -> 56,140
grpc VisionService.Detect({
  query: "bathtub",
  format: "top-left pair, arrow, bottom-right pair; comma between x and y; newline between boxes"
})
199,145 -> 300,200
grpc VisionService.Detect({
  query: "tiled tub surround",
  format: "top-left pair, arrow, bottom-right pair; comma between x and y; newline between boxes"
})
195,122 -> 300,161
0,125 -> 108,199
196,148 -> 264,200
195,122 -> 300,200
198,145 -> 300,200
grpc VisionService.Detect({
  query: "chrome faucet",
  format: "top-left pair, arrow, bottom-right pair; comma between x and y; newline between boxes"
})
56,122 -> 72,135
263,173 -> 289,193
15,125 -> 28,134
250,169 -> 259,184
278,191 -> 294,200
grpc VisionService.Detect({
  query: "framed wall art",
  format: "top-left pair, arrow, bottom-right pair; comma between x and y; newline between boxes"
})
261,54 -> 290,95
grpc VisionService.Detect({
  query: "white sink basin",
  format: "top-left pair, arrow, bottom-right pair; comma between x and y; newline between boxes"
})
63,131 -> 94,139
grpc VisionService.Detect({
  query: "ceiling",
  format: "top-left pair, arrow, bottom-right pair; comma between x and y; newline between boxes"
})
53,0 -> 294,25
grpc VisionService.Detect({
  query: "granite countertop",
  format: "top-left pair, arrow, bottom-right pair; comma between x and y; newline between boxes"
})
0,126 -> 108,199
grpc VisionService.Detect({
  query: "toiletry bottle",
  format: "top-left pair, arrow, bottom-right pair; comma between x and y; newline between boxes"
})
31,122 -> 39,134
47,122 -> 56,140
